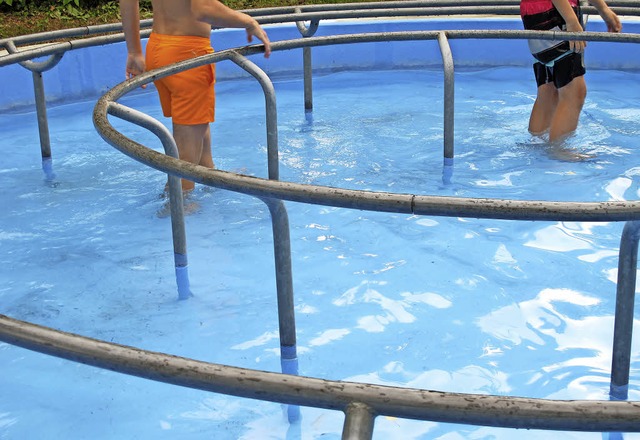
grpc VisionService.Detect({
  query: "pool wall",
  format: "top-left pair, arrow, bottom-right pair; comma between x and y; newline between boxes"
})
1,17 -> 638,111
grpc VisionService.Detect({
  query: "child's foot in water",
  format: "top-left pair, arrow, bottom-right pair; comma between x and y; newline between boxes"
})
547,145 -> 596,162
156,191 -> 200,218
530,133 -> 596,162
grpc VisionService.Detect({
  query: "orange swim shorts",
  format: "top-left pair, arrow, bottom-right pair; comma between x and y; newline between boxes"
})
146,33 -> 216,125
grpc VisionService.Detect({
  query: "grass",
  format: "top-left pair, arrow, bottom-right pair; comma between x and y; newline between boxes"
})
0,0 -> 382,39
0,2 -> 145,39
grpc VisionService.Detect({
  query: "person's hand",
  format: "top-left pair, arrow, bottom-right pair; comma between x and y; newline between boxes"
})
245,21 -> 271,58
601,8 -> 622,33
125,52 -> 147,87
565,20 -> 586,53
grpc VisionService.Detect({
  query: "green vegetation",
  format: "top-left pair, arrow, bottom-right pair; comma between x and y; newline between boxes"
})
0,0 -> 378,39
0,0 -> 151,38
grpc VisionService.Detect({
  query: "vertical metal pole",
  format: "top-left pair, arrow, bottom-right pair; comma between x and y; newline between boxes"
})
303,46 -> 313,112
105,103 -> 192,300
32,70 -> 55,181
437,32 -> 455,184
6,43 -> 62,181
228,52 -> 280,180
342,402 -> 375,440
294,13 -> 320,113
265,198 -> 299,423
228,52 -> 299,421
168,174 -> 192,301
610,220 -> 640,400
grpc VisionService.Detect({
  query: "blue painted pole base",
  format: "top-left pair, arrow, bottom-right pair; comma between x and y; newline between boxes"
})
442,157 -> 454,185
175,265 -> 193,300
304,109 -> 314,124
286,402 -> 301,424
42,157 -> 56,182
281,346 -> 299,376
174,253 -> 193,300
281,345 -> 301,423
609,383 -> 629,401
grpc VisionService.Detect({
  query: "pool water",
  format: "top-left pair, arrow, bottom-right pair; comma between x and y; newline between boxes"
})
1,66 -> 640,439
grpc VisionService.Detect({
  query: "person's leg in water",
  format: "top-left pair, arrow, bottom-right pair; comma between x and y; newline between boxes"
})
172,122 -> 214,192
548,75 -> 586,143
528,74 -> 586,143
528,81 -> 559,137
526,52 -> 590,161
157,123 -> 212,217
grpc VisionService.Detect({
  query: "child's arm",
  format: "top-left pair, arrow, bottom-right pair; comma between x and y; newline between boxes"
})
551,0 -> 586,52
119,0 -> 146,80
587,0 -> 622,32
191,0 -> 271,57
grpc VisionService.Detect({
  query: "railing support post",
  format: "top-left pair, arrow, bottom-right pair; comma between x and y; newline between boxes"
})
264,197 -> 299,422
437,31 -> 455,184
104,103 -> 192,301
295,10 -> 320,113
342,402 -> 375,440
31,71 -> 55,181
303,46 -> 313,112
228,51 -> 300,421
6,41 -> 64,182
610,220 -> 640,400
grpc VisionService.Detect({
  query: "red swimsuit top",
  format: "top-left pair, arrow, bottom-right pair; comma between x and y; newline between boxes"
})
520,0 -> 579,17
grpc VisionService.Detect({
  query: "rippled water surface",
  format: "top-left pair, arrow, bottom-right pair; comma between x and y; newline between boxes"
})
1,66 -> 640,439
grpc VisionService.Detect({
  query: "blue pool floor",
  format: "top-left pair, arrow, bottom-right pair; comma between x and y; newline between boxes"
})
1,65 -> 640,439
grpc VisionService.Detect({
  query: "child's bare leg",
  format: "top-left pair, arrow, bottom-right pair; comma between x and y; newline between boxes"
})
548,76 -> 587,143
198,125 -> 214,169
529,82 -> 558,136
172,122 -> 209,192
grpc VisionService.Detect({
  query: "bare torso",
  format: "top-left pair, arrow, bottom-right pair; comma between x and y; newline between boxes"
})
151,0 -> 211,37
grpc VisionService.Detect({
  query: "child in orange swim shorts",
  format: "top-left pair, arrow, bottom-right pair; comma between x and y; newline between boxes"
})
120,0 -> 271,192
146,33 -> 216,125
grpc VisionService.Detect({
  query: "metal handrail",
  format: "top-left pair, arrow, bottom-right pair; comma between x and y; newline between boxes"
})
2,313 -> 640,433
252,0 -> 638,13
1,0 -> 638,67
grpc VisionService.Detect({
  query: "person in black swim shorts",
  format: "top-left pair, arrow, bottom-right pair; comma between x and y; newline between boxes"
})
520,0 -> 621,143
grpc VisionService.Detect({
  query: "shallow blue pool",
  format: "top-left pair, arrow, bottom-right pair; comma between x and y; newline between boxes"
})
1,18 -> 640,440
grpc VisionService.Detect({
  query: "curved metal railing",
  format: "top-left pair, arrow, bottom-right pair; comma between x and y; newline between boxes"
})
2,4 -> 640,439
2,0 -> 638,65
2,312 -> 640,434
